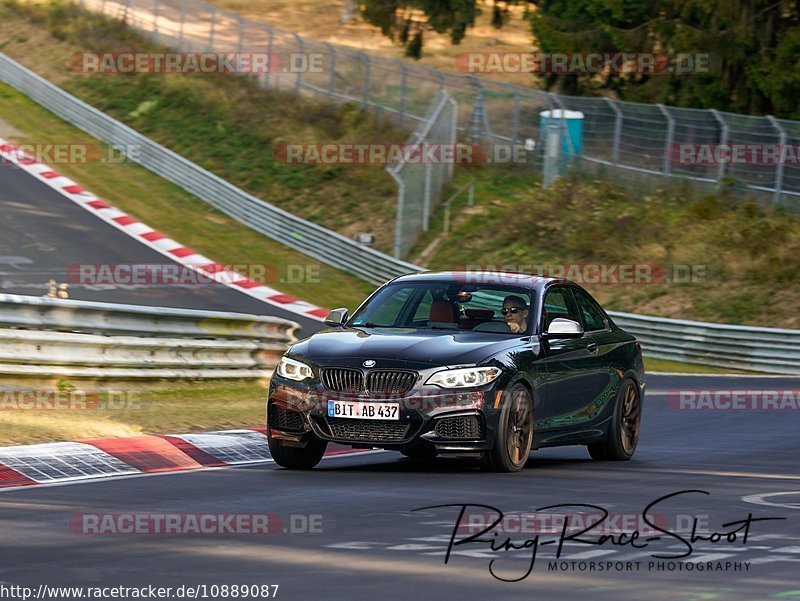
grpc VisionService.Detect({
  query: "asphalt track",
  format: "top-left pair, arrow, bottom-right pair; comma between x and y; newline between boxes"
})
1,154 -> 799,600
0,161 -> 321,335
0,374 -> 798,600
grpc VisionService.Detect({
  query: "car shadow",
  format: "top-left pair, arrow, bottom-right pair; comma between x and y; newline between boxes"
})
301,452 -> 600,474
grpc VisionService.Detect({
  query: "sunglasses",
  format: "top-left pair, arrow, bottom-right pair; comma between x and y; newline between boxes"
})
501,307 -> 524,315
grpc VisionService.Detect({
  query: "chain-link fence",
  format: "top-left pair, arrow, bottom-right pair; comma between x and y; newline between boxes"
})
78,0 -> 800,209
386,92 -> 457,258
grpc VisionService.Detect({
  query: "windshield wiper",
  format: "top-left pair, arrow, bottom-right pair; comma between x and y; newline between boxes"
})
356,322 -> 397,328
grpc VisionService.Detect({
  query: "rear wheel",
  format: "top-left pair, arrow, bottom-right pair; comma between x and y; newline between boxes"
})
484,384 -> 533,472
588,378 -> 641,461
268,434 -> 327,469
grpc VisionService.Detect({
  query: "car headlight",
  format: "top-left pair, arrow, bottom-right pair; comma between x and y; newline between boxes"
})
426,367 -> 502,388
277,356 -> 314,381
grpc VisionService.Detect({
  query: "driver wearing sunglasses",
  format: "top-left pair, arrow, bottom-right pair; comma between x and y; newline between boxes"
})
501,295 -> 529,334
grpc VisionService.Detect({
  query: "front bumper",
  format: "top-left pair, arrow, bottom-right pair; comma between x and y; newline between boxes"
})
267,380 -> 497,455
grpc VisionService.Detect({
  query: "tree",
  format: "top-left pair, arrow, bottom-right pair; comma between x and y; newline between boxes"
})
529,0 -> 800,118
359,0 -> 800,118
358,0 -> 491,57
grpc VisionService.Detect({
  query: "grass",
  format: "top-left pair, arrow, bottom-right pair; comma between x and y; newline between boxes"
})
4,2 -> 798,328
0,0 -> 792,402
1,0 -> 407,254
421,168 -> 800,329
0,380 -> 267,446
0,82 -> 375,310
0,356 -> 752,447
643,358 -> 751,375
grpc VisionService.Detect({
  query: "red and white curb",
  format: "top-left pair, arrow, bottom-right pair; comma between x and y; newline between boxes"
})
0,138 -> 329,322
0,428 -> 367,490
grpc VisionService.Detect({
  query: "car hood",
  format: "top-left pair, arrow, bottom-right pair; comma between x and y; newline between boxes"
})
290,327 -> 529,368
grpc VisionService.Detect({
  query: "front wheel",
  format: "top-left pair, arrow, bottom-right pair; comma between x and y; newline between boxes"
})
588,378 -> 641,461
268,434 -> 327,469
484,384 -> 533,472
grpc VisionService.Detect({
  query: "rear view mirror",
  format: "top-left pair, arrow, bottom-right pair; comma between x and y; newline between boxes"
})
324,308 -> 349,327
545,318 -> 583,339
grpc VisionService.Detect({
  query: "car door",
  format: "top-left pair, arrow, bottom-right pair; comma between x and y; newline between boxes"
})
571,287 -> 621,423
537,285 -> 609,435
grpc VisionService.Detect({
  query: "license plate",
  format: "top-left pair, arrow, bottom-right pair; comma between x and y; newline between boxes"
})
327,400 -> 400,421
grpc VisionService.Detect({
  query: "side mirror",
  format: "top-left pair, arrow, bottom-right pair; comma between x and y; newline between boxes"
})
324,308 -> 349,327
545,318 -> 583,339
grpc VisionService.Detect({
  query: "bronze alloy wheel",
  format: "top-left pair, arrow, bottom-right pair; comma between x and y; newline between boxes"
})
507,387 -> 533,467
620,380 -> 641,455
485,384 -> 533,472
588,378 -> 641,461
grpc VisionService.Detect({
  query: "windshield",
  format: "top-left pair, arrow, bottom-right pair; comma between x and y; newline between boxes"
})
348,281 -> 535,335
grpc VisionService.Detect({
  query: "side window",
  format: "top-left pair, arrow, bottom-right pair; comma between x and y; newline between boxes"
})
573,289 -> 608,331
412,290 -> 434,322
542,287 -> 582,329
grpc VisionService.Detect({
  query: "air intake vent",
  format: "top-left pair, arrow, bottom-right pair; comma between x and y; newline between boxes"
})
325,418 -> 411,442
269,406 -> 305,431
321,368 -> 364,392
434,416 -> 483,440
366,370 -> 417,395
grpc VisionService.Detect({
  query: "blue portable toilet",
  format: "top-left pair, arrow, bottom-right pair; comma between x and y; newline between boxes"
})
539,109 -> 584,157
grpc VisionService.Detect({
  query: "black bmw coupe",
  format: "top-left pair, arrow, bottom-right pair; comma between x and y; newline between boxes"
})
267,271 -> 645,472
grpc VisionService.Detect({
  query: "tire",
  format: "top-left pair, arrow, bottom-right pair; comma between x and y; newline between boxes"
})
588,378 -> 641,461
484,383 -> 533,472
268,434 -> 327,469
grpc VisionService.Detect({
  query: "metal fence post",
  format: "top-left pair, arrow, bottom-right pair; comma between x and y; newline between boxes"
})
468,76 -> 485,144
397,61 -> 408,125
711,109 -> 728,185
767,115 -> 786,205
152,0 -> 160,45
605,98 -> 622,167
265,26 -> 274,89
423,160 -> 432,232
361,52 -> 371,110
388,169 -> 405,258
208,6 -> 217,51
447,94 -> 457,181
551,93 -> 573,155
178,0 -> 185,47
292,33 -> 304,94
508,84 -> 520,146
236,16 -> 245,54
324,42 -> 336,97
657,104 -> 674,177
541,93 -> 565,186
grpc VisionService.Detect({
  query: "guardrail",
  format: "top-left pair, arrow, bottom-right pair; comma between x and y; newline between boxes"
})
0,53 -> 422,286
608,311 -> 800,375
2,55 -> 799,375
0,294 -> 298,379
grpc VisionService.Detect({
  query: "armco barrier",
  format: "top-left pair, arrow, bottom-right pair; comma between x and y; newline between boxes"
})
608,311 -> 800,375
1,55 -> 799,374
0,53 -> 422,286
0,294 -> 298,379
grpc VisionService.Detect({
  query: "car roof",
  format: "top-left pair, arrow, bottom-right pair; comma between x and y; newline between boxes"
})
391,270 -> 568,288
